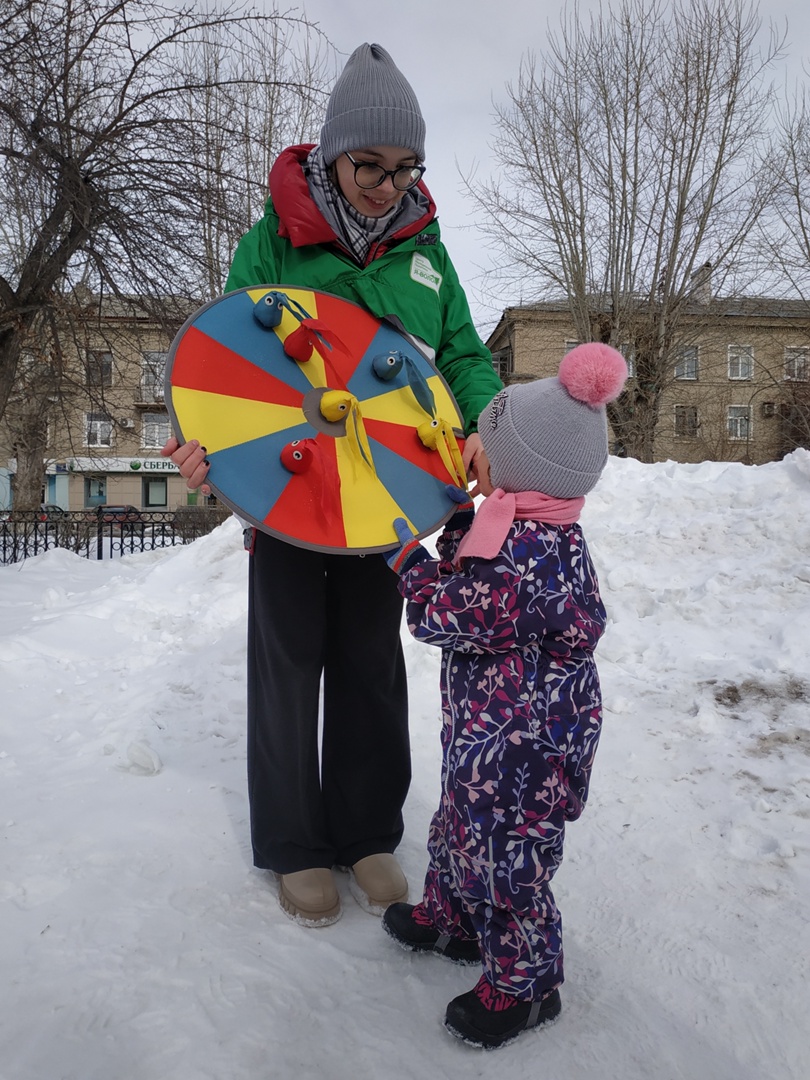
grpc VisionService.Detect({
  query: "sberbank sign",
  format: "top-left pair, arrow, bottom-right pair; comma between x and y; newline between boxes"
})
62,457 -> 180,473
129,459 -> 179,472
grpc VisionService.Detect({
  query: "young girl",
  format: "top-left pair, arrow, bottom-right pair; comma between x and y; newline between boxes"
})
383,343 -> 628,1049
163,43 -> 502,927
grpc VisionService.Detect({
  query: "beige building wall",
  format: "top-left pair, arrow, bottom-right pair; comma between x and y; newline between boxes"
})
59,470 -> 193,510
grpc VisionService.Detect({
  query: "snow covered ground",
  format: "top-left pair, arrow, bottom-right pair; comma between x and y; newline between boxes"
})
2,452 -> 809,1080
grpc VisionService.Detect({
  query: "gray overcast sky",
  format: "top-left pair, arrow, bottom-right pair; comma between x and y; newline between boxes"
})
267,0 -> 810,335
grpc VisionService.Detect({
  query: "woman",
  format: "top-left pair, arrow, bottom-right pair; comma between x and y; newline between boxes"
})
164,43 -> 503,927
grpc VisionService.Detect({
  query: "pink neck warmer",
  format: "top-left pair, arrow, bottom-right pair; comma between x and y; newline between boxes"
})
454,488 -> 585,564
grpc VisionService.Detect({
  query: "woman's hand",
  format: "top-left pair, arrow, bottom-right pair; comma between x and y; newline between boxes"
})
461,433 -> 488,498
161,436 -> 211,495
461,432 -> 483,474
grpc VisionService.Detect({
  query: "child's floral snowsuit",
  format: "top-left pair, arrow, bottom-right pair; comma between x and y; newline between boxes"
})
398,513 -> 606,1000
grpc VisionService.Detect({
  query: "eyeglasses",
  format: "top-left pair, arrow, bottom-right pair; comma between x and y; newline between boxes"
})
343,152 -> 426,192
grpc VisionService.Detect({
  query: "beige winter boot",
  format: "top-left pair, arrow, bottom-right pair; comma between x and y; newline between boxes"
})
278,868 -> 341,927
348,853 -> 408,914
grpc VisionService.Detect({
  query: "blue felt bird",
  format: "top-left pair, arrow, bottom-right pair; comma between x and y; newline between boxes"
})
253,290 -> 314,330
252,292 -> 285,328
371,349 -> 436,417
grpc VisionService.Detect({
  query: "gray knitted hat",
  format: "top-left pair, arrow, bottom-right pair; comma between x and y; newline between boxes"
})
478,343 -> 628,498
320,43 -> 426,165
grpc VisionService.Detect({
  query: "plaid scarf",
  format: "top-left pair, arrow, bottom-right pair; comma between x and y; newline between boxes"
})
304,146 -> 426,266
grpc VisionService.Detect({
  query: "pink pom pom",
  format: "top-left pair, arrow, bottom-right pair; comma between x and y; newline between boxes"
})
558,343 -> 628,406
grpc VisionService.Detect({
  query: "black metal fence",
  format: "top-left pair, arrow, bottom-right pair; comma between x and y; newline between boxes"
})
0,507 -> 232,566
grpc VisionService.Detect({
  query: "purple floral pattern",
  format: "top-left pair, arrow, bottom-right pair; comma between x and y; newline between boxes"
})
399,517 -> 607,1000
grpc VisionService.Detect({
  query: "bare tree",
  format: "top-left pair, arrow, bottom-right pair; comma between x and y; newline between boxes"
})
746,88 -> 810,454
4,313 -> 63,509
0,0 -> 333,507
767,87 -> 810,299
469,0 -> 784,460
177,17 -> 332,299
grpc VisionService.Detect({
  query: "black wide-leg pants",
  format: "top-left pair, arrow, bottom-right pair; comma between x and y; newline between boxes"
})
246,530 -> 411,873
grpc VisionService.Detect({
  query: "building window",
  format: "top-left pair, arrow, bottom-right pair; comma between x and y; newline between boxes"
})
564,339 -> 581,354
727,405 -> 751,441
84,476 -> 106,507
674,404 -> 699,437
86,412 -> 113,447
490,348 -> 513,381
86,350 -> 113,388
674,346 -> 699,380
143,476 -> 168,508
728,345 -> 753,381
142,412 -> 171,448
141,352 -> 167,401
784,346 -> 810,382
618,343 -> 636,378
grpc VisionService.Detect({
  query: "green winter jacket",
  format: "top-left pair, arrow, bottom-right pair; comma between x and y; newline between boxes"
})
225,145 -> 502,433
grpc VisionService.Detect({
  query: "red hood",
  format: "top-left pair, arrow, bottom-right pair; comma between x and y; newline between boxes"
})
268,144 -> 437,249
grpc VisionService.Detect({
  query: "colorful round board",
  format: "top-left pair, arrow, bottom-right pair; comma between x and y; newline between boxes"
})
164,285 -> 468,554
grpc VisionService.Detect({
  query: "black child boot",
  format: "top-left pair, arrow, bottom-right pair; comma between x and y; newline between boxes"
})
444,973 -> 561,1049
383,903 -> 480,964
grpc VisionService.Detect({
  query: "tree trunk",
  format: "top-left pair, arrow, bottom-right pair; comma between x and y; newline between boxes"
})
13,437 -> 48,510
0,325 -> 24,421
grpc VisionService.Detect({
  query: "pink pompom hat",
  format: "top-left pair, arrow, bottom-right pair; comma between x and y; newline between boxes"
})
478,343 -> 628,498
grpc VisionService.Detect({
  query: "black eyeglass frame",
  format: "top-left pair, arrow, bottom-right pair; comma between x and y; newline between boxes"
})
343,152 -> 426,191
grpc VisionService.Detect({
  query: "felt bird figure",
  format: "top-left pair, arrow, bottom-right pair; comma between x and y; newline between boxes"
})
283,321 -> 319,363
371,349 -> 436,418
254,289 -> 314,329
283,318 -> 348,389
417,417 -> 467,488
279,438 -> 341,525
251,289 -> 348,388
252,291 -> 285,329
280,438 -> 315,474
371,350 -> 403,381
320,389 -> 376,475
